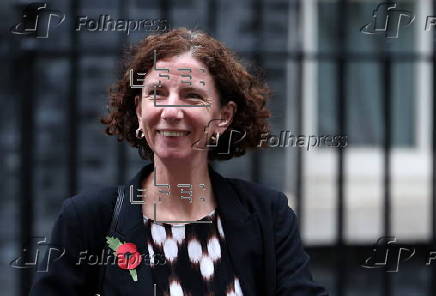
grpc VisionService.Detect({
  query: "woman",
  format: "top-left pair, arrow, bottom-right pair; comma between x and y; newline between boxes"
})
30,28 -> 329,296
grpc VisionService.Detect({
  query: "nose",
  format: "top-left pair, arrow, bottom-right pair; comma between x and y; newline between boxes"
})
161,106 -> 183,122
160,93 -> 184,122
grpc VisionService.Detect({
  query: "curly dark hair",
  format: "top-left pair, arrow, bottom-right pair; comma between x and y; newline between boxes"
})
100,27 -> 272,161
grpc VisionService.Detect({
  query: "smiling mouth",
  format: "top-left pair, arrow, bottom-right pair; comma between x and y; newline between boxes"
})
157,130 -> 191,137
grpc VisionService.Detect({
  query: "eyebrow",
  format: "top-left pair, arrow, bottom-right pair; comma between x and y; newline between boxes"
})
143,82 -> 162,90
143,83 -> 206,93
180,86 -> 205,93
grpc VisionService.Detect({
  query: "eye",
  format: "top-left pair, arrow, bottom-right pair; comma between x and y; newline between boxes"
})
187,93 -> 203,100
147,89 -> 164,99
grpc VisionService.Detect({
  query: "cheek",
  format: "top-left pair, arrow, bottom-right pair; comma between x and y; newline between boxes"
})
140,106 -> 159,126
195,108 -> 221,127
189,112 -> 213,130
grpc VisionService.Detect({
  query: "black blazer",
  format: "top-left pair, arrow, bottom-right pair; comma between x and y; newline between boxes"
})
30,163 -> 329,296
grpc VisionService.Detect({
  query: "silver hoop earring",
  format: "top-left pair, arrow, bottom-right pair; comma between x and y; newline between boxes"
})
209,133 -> 219,146
136,127 -> 144,139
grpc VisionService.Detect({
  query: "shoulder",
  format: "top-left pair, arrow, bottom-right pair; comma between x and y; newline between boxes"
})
58,185 -> 118,250
223,177 -> 292,218
67,185 -> 118,217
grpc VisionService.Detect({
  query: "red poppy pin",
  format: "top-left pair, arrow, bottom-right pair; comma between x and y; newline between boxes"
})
106,236 -> 142,281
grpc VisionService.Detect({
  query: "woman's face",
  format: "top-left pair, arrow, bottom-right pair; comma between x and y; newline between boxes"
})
136,52 -> 236,163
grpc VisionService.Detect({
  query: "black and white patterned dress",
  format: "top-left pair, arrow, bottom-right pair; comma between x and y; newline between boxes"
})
143,209 -> 244,296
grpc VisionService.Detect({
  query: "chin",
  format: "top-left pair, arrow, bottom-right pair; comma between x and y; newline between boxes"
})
154,150 -> 195,162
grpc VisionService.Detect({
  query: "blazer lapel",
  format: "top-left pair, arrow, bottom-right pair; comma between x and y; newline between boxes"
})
104,164 -> 154,295
105,163 -> 263,296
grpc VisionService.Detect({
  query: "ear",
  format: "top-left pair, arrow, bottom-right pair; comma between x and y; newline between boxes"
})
216,100 -> 237,134
135,95 -> 142,121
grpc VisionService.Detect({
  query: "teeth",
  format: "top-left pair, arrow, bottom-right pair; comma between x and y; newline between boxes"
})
158,130 -> 190,137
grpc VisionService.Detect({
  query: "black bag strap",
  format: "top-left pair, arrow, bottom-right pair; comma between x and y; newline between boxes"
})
109,185 -> 125,234
95,185 -> 125,295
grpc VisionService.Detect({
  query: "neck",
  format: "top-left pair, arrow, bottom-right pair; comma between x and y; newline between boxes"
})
142,156 -> 216,221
